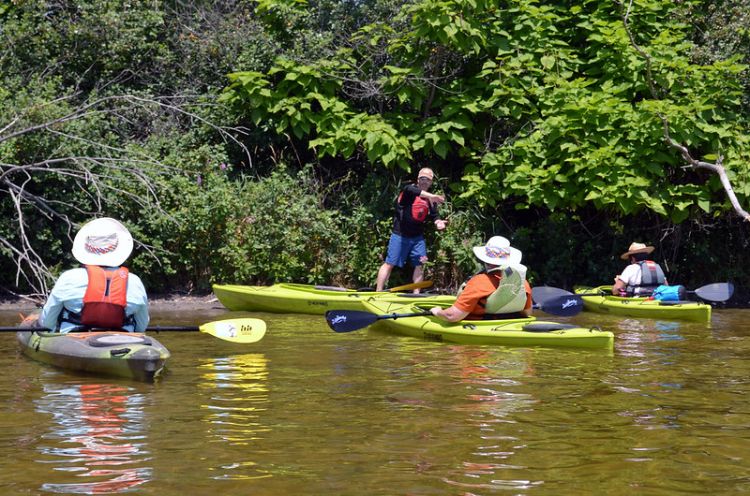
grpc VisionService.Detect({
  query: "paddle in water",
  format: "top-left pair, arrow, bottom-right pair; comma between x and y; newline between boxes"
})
532,282 -> 734,304
5,318 -> 267,344
325,294 -> 583,333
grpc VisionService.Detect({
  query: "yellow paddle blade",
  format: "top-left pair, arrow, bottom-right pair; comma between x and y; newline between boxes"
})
199,318 -> 267,344
388,280 -> 433,292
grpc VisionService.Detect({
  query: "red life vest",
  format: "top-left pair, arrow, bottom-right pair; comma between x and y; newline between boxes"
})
397,191 -> 430,223
80,265 -> 129,329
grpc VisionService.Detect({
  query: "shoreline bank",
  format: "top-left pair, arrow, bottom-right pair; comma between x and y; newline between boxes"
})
0,293 -> 222,312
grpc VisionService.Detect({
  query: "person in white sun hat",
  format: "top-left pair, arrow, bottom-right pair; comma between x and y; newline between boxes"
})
611,241 -> 668,296
430,236 -> 532,322
38,217 -> 149,333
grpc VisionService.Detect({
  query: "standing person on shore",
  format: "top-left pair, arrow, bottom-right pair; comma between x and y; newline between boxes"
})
37,217 -> 150,333
375,167 -> 447,292
611,242 -> 668,296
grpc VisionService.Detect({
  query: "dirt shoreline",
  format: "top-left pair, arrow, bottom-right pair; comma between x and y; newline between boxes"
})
0,293 -> 223,311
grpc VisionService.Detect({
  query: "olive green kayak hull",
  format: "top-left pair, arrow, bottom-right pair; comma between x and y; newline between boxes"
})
213,283 -> 455,315
575,286 -> 711,322
359,299 -> 614,349
17,331 -> 170,382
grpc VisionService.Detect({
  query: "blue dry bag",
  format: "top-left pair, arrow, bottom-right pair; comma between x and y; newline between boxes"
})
652,284 -> 686,302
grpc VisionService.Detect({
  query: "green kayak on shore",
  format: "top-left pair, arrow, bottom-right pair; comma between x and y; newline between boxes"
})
212,283 -> 455,315
573,285 -> 711,322
17,330 -> 171,382
355,299 -> 614,349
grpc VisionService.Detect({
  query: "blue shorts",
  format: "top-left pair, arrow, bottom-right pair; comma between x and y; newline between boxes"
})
385,233 -> 427,268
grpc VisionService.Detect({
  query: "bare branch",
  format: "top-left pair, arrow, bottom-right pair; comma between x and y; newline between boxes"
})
619,1 -> 750,222
1,91 -> 251,296
662,120 -> 750,221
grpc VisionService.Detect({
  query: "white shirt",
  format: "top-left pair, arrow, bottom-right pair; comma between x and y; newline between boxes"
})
39,267 -> 150,333
616,263 -> 644,287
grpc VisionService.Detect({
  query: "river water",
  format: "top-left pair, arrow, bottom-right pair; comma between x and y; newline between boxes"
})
1,303 -> 749,495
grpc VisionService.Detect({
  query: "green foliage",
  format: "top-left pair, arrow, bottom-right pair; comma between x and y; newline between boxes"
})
126,164 -> 483,293
222,0 -> 750,223
689,0 -> 750,109
3,0 -> 750,298
427,210 -> 484,292
127,166 -> 379,291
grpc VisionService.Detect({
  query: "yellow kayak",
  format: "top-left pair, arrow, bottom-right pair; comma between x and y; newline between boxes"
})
332,299 -> 615,349
213,283 -> 455,315
574,285 -> 711,322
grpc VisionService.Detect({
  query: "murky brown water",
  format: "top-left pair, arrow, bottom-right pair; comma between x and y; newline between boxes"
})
1,304 -> 750,495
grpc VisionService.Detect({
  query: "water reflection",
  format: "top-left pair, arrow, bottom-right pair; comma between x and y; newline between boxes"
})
34,382 -> 151,494
439,347 -> 541,491
198,353 -> 271,480
615,318 -> 686,358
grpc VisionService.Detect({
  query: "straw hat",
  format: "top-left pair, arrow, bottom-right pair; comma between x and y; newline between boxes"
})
72,218 -> 134,266
620,242 -> 654,260
472,236 -> 522,266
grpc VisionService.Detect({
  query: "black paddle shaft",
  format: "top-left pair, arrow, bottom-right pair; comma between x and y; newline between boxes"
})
2,325 -> 202,333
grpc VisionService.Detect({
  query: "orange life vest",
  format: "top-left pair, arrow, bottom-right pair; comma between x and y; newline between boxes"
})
80,265 -> 129,329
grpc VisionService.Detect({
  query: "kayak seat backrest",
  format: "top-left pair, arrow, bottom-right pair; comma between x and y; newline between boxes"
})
485,264 -> 528,314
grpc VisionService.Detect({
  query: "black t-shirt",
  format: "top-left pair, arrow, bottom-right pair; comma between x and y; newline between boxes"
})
392,184 -> 440,237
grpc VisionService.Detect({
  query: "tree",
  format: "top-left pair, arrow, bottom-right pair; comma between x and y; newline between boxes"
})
222,0 -> 750,223
0,90 -> 250,298
619,0 -> 750,221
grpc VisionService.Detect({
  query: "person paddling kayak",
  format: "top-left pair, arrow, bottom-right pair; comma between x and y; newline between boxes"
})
375,167 -> 447,292
611,242 -> 668,297
37,217 -> 149,333
429,236 -> 532,322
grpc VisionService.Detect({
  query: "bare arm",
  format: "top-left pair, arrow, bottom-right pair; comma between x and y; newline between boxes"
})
612,277 -> 626,295
429,305 -> 469,323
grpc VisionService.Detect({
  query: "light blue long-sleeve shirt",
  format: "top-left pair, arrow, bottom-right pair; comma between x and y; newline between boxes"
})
39,267 -> 150,333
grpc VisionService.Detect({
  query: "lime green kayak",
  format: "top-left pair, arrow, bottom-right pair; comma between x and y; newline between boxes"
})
574,285 -> 711,322
358,299 -> 614,349
212,283 -> 455,315
17,330 -> 170,382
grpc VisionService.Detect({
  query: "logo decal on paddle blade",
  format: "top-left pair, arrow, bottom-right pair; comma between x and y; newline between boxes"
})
562,299 -> 579,309
330,314 -> 347,325
214,322 -> 238,338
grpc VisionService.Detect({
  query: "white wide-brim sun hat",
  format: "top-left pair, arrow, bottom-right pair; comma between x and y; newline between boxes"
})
72,217 -> 134,267
472,235 -> 523,266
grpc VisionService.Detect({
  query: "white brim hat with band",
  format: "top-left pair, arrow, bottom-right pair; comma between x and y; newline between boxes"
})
472,236 -> 523,266
72,217 -> 134,267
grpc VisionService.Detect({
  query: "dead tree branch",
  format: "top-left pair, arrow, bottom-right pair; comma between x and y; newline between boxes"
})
1,92 -> 251,298
620,0 -> 750,222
